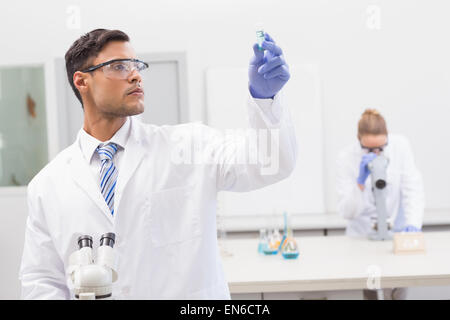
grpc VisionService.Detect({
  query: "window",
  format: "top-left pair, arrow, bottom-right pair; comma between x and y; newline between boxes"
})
0,65 -> 48,186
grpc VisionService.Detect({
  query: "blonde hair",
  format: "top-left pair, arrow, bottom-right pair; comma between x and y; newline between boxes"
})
357,109 -> 388,139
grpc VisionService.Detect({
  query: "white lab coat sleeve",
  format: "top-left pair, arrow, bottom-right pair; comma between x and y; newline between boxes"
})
336,151 -> 365,220
19,180 -> 70,299
399,137 -> 425,228
201,91 -> 297,192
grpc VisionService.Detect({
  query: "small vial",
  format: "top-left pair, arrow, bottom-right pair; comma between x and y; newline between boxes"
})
255,23 -> 264,51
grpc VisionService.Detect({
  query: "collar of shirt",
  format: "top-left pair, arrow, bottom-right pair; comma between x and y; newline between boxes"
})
78,117 -> 131,164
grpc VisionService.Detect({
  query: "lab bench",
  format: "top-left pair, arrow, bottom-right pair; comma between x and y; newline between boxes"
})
221,231 -> 450,300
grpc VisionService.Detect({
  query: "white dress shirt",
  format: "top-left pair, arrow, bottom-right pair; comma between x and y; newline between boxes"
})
78,117 -> 131,184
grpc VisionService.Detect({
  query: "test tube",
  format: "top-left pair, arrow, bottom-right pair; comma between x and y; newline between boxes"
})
255,23 -> 264,51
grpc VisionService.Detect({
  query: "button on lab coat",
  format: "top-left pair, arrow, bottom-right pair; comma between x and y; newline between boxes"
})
19,93 -> 297,299
336,134 -> 425,237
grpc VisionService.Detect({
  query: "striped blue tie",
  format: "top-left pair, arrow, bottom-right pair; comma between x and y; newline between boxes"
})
96,143 -> 118,216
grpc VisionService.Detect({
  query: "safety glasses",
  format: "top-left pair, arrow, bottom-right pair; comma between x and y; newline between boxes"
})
360,141 -> 388,154
81,58 -> 149,80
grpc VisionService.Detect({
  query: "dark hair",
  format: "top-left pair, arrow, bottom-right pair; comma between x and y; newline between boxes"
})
64,29 -> 130,107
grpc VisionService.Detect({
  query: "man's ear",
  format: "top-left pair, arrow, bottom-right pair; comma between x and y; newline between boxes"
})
73,71 -> 89,95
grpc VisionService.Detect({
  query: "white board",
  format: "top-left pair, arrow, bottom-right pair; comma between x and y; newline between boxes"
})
206,65 -> 325,216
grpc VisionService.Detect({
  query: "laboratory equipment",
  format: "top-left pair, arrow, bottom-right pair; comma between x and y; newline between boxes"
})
255,24 -> 264,51
277,211 -> 288,253
67,233 -> 118,299
281,232 -> 299,259
258,229 -> 268,254
280,212 -> 299,259
263,228 -> 282,255
368,155 -> 393,241
262,212 -> 299,258
217,197 -> 233,257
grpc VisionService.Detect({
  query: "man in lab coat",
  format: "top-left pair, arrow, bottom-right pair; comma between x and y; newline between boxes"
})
19,29 -> 297,299
336,109 -> 425,299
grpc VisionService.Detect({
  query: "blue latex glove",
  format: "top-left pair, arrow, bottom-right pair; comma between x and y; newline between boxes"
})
249,32 -> 290,99
402,225 -> 421,232
357,152 -> 377,185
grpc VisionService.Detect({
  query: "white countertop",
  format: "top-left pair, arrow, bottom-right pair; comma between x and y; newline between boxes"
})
221,231 -> 450,293
221,209 -> 450,232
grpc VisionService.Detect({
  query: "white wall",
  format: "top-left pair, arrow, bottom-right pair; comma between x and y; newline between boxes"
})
2,0 -> 449,212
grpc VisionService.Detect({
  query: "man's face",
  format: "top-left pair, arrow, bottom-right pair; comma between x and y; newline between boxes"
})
84,41 -> 145,117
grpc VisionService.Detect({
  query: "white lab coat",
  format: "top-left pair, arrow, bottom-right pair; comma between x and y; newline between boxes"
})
19,93 -> 297,299
336,134 -> 424,237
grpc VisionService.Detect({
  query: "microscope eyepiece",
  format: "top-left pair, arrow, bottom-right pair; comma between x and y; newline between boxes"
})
100,232 -> 116,248
375,179 -> 386,189
77,235 -> 93,249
